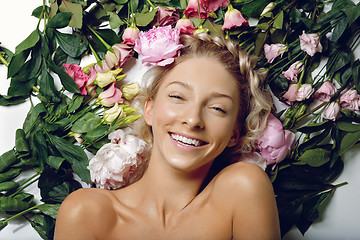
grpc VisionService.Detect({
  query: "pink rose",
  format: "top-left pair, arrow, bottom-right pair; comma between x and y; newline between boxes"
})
95,44 -> 134,73
200,0 -> 228,12
282,61 -> 303,83
134,26 -> 183,66
156,6 -> 180,27
97,82 -> 124,107
222,3 -> 249,30
63,63 -> 89,95
256,114 -> 295,166
299,31 -> 323,56
88,129 -> 149,190
264,43 -> 287,63
339,89 -> 360,111
314,81 -> 336,102
322,102 -> 340,121
296,84 -> 313,101
184,0 -> 209,18
175,17 -> 196,35
122,25 -> 140,45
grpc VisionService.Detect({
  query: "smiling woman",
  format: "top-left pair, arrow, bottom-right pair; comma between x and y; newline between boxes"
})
54,33 -> 280,240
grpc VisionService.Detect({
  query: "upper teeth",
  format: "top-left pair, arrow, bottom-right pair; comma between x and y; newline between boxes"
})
171,133 -> 200,147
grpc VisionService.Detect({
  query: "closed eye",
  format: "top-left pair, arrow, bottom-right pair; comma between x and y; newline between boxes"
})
212,106 -> 226,114
169,94 -> 184,100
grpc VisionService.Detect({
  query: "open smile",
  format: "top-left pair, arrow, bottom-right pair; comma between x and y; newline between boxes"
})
169,132 -> 208,147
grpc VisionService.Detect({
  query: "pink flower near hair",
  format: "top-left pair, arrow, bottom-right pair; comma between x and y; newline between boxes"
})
156,6 -> 180,27
97,82 -> 124,107
339,89 -> 360,111
255,114 -> 295,166
88,129 -> 149,190
264,43 -> 287,63
299,31 -> 323,56
282,84 -> 313,105
222,4 -> 248,30
282,84 -> 298,105
322,102 -> 340,121
122,25 -> 140,45
184,0 -> 209,18
95,44 -> 134,73
63,63 -> 89,95
201,0 -> 229,12
134,26 -> 183,66
175,17 -> 196,35
314,81 -> 336,102
282,61 -> 303,83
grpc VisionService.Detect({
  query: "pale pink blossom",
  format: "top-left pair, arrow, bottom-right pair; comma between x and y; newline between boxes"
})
299,31 -> 323,56
122,25 -> 140,45
134,26 -> 183,66
97,82 -> 124,107
175,17 -> 196,35
201,0 -> 229,12
282,61 -> 303,83
296,84 -> 313,101
95,44 -> 134,73
184,0 -> 209,18
241,152 -> 267,170
63,63 -> 89,95
222,3 -> 249,30
255,114 -> 295,166
282,84 -> 298,104
314,81 -> 336,102
322,102 -> 340,121
86,66 -> 98,95
156,6 -> 180,27
88,129 -> 149,189
339,89 -> 360,111
264,43 -> 287,63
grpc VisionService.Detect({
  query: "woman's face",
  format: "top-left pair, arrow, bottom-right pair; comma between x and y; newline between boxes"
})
144,57 -> 240,173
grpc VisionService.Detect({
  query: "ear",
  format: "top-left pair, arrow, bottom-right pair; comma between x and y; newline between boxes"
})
227,126 -> 240,148
143,98 -> 153,126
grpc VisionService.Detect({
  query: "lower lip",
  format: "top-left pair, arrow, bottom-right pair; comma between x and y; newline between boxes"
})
169,134 -> 206,152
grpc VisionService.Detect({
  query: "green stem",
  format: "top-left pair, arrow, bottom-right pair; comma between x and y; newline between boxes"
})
145,0 -> 156,9
87,26 -> 113,52
0,53 -> 9,67
9,172 -> 40,198
295,101 -> 327,123
88,42 -> 101,63
1,204 -> 41,224
333,181 -> 348,188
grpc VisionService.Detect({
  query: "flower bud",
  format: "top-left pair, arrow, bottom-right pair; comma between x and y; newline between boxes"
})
69,131 -> 84,144
120,82 -> 140,100
122,23 -> 140,45
260,2 -> 276,17
94,68 -> 124,88
120,114 -> 142,125
193,25 -> 209,35
103,102 -> 126,124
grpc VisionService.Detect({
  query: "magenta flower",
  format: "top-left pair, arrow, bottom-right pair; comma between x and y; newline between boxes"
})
222,3 -> 248,30
264,43 -> 287,63
97,82 -> 124,107
314,81 -> 336,102
122,24 -> 140,45
184,0 -> 209,18
299,31 -> 323,56
322,102 -> 340,121
256,114 -> 295,166
134,26 -> 183,66
63,63 -> 89,95
282,61 -> 303,83
156,6 -> 180,27
339,89 -> 360,111
175,17 -> 196,35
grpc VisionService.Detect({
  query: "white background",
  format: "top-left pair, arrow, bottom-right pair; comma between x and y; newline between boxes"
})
0,1 -> 360,239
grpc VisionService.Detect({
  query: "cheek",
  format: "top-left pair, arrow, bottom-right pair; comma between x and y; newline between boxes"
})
153,101 -> 179,124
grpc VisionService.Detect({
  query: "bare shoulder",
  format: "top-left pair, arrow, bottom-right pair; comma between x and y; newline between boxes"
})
54,188 -> 117,240
210,162 -> 281,240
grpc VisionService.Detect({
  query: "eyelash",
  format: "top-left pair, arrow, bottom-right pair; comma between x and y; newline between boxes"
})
169,94 -> 183,100
212,106 -> 226,114
169,94 -> 226,114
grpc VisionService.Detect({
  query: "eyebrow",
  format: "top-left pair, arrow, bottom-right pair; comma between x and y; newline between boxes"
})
166,81 -> 234,102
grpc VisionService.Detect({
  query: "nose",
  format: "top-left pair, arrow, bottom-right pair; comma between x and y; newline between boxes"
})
182,105 -> 205,130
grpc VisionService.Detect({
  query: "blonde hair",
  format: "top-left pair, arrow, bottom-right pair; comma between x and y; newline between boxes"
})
135,33 -> 272,157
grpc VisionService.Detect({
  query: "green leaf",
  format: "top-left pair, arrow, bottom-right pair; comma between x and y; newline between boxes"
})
28,214 -> 55,240
67,95 -> 84,113
47,12 -> 72,28
296,120 -> 332,133
342,5 -> 360,25
47,59 -> 81,94
39,66 -> 60,102
273,11 -> 284,30
54,30 -> 88,58
15,129 -> 29,153
339,131 -> 360,155
33,130 -> 48,171
0,196 -> 31,213
336,121 -> 360,132
48,134 -> 90,183
8,76 -> 36,97
59,0 -> 83,29
297,148 -> 331,167
352,59 -> 360,93
0,150 -> 18,173
0,181 -> 19,192
7,50 -> 30,78
15,30 -> 40,55
46,156 -> 65,170
331,17 -> 348,42
71,112 -> 103,133
298,128 -> 331,154
0,95 -> 27,106
0,168 -> 21,182
241,0 -> 271,18
37,204 -> 60,219
108,12 -> 123,29
134,9 -> 158,27
83,125 -> 109,144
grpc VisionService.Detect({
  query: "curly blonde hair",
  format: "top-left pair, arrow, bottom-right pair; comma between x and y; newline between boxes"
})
134,33 -> 272,157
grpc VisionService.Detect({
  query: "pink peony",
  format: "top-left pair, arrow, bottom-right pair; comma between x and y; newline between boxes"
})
134,26 -> 183,66
63,63 -> 89,95
314,81 -> 336,102
201,0 -> 228,12
184,0 -> 209,18
255,114 -> 295,166
282,61 -> 303,83
175,17 -> 196,35
122,25 -> 140,45
264,43 -> 287,63
339,89 -> 360,111
97,82 -> 124,107
322,102 -> 340,121
222,3 -> 248,30
157,6 -> 180,27
88,129 -> 149,190
299,31 -> 323,56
